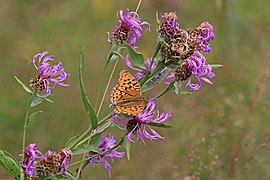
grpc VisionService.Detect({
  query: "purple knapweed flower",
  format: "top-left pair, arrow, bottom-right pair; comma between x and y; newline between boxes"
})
167,51 -> 215,90
89,134 -> 125,177
111,9 -> 150,46
111,98 -> 171,144
30,51 -> 70,95
192,22 -> 215,53
21,143 -> 72,177
21,143 -> 42,176
158,12 -> 181,38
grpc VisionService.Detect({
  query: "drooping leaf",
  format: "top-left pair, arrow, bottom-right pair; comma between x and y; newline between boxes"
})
27,111 -> 42,128
14,76 -> 32,93
79,48 -> 98,129
0,150 -> 21,180
126,43 -> 146,69
211,64 -> 223,69
83,145 -> 99,154
148,122 -> 173,128
123,136 -> 131,160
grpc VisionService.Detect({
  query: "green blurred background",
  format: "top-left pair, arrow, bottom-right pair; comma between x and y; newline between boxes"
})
1,0 -> 270,179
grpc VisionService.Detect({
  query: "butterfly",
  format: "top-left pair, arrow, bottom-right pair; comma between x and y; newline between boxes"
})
110,70 -> 146,116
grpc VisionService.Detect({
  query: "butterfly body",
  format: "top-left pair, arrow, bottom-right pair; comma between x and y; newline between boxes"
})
110,70 -> 146,116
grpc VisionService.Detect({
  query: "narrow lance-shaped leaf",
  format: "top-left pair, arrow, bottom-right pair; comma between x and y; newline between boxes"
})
79,48 -> 98,128
148,122 -> 173,128
123,136 -> 131,160
126,43 -> 146,69
211,64 -> 223,69
14,76 -> 32,93
0,150 -> 21,180
27,111 -> 42,128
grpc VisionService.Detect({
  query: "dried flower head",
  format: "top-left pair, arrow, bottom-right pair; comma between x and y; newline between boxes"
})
89,134 -> 125,177
158,12 -> 180,38
30,51 -> 70,95
111,9 -> 150,46
111,98 -> 171,144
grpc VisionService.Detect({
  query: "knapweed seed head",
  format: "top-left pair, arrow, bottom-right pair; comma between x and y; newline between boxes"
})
111,9 -> 150,47
89,134 -> 125,177
30,51 -> 70,95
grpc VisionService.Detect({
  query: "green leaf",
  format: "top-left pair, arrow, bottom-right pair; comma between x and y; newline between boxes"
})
148,122 -> 173,128
79,48 -> 98,129
106,43 -> 121,67
211,64 -> 223,69
126,43 -> 146,69
83,145 -> 99,154
123,136 -> 131,160
158,35 -> 170,48
27,111 -> 42,128
65,134 -> 80,148
90,134 -> 101,147
174,81 -> 180,95
30,96 -> 43,107
0,150 -> 21,180
72,147 -> 87,156
111,122 -> 127,131
49,171 -> 76,180
141,68 -> 170,92
14,76 -> 32,93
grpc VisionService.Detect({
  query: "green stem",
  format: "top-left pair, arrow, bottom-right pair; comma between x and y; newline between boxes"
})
67,112 -> 112,149
21,92 -> 35,179
149,43 -> 161,70
154,81 -> 175,98
140,61 -> 165,86
95,44 -> 119,110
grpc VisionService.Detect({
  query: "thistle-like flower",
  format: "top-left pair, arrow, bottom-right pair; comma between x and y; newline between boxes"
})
111,9 -> 150,46
21,144 -> 72,178
158,12 -> 180,38
111,98 -> 171,144
30,51 -> 70,95
89,134 -> 125,177
21,143 -> 42,176
188,21 -> 215,53
167,51 -> 215,90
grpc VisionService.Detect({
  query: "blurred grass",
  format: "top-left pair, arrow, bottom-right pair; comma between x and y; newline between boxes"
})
1,0 -> 270,179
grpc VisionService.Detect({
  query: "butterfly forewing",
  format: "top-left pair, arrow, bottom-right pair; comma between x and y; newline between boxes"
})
110,70 -> 145,116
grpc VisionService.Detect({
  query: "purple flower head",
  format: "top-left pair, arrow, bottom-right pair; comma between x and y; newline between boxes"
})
21,143 -> 42,176
30,51 -> 70,95
195,22 -> 215,53
111,98 -> 171,144
159,12 -> 181,38
167,51 -> 215,91
111,9 -> 150,46
89,134 -> 125,177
